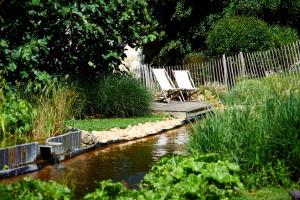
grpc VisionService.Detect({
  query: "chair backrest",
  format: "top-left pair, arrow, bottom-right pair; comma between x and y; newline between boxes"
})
152,68 -> 175,90
173,70 -> 196,89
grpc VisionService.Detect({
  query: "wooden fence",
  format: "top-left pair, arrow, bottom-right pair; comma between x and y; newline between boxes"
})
132,40 -> 300,93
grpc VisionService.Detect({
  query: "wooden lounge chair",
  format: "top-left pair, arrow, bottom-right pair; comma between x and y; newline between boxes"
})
152,68 -> 184,103
172,70 -> 199,101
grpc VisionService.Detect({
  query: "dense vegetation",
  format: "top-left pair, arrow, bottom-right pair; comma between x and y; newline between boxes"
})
0,0 -> 158,82
83,75 -> 152,118
206,16 -> 298,55
144,0 -> 300,65
0,178 -> 72,200
0,0 -> 156,139
188,74 -> 300,189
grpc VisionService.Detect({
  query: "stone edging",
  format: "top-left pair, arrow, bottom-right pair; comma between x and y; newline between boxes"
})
81,118 -> 186,147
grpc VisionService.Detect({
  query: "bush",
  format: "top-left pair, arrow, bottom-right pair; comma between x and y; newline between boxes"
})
0,91 -> 34,137
85,154 -> 243,199
87,75 -> 152,118
206,16 -> 298,55
188,75 -> 300,188
0,178 -> 72,200
184,51 -> 209,64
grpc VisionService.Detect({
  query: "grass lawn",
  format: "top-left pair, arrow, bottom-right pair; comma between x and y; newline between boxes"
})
233,188 -> 291,200
66,115 -> 168,131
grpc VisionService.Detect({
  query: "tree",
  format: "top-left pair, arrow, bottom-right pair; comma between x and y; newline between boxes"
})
0,0 -> 158,83
206,16 -> 298,55
224,0 -> 300,32
143,0 -> 226,65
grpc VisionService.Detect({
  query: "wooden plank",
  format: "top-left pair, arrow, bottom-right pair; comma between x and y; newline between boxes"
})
151,101 -> 210,112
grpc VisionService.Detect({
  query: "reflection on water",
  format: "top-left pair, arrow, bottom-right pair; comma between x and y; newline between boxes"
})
0,135 -> 33,149
1,125 -> 191,198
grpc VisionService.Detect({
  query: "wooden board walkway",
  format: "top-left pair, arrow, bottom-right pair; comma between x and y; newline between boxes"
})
151,101 -> 211,119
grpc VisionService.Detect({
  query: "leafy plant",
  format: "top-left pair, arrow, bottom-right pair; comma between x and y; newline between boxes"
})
86,74 -> 152,118
0,178 -> 72,200
0,0 -> 158,84
0,91 -> 34,137
85,154 -> 243,200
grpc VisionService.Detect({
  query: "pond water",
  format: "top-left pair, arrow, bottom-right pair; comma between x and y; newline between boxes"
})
1,125 -> 191,198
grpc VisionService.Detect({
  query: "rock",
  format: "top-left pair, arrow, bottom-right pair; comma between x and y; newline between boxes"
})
81,130 -> 97,146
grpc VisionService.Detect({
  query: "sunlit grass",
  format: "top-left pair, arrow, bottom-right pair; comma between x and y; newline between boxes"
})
66,115 -> 168,131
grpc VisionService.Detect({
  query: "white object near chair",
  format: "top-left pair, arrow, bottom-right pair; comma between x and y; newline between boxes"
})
152,68 -> 184,103
173,70 -> 199,101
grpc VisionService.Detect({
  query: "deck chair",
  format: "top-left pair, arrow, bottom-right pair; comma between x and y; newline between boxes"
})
173,70 -> 199,101
152,68 -> 184,103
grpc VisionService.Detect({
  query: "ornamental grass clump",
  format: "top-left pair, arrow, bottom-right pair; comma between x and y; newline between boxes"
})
188,74 -> 300,188
32,83 -> 79,139
88,75 -> 152,118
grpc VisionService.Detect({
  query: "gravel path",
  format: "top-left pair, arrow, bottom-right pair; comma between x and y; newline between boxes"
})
81,118 -> 185,146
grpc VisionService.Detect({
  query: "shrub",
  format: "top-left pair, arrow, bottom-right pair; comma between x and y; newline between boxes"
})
0,92 -> 34,137
0,178 -> 72,200
188,75 -> 300,188
206,16 -> 298,55
184,51 -> 209,64
87,75 -> 152,118
85,154 -> 243,199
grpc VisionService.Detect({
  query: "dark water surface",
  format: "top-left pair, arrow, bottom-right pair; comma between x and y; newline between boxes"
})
1,125 -> 190,198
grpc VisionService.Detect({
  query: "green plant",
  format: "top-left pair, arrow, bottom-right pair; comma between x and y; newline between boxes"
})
32,82 -> 79,139
87,75 -> 152,118
0,178 -> 72,200
0,0 -> 158,84
206,16 -> 298,55
184,51 -> 209,64
0,92 -> 34,137
188,75 -> 300,188
85,154 -> 243,200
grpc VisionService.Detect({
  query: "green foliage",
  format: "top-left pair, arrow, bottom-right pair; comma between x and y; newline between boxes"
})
0,0 -> 158,83
144,0 -> 225,65
0,91 -> 35,137
85,154 -> 243,200
206,16 -> 298,55
224,0 -> 300,32
184,51 -> 209,64
32,81 -> 80,139
144,0 -> 300,64
141,154 -> 243,199
233,187 -> 290,200
188,75 -> 300,188
0,178 -> 72,200
86,75 -> 152,118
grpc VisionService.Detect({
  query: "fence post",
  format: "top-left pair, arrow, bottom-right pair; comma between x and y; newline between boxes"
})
239,52 -> 246,77
222,54 -> 228,85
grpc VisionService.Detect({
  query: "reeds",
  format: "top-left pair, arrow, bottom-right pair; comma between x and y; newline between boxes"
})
32,83 -> 79,140
188,73 -> 300,188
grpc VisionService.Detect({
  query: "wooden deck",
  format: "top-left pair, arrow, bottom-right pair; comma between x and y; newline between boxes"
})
151,101 -> 212,119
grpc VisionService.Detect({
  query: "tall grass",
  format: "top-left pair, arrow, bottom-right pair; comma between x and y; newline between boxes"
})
188,74 -> 300,188
84,74 -> 152,118
32,83 -> 79,140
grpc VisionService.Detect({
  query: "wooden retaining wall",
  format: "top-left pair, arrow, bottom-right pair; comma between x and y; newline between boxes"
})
45,130 -> 81,156
0,142 -> 39,169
